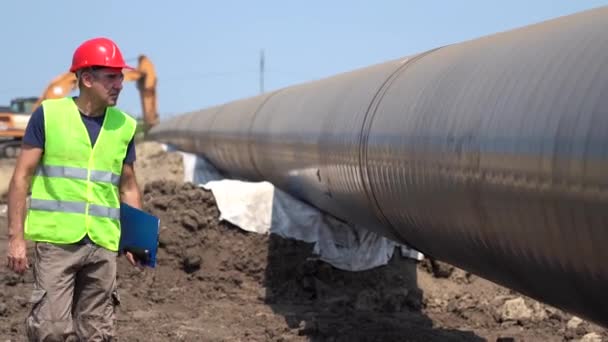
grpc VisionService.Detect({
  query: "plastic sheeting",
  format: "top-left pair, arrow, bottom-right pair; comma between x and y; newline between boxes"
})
178,147 -> 424,271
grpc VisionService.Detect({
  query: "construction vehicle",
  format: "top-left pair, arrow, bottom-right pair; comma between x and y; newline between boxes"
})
0,97 -> 37,157
0,54 -> 158,158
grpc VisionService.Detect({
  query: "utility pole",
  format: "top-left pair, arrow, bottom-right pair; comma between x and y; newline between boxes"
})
259,49 -> 265,94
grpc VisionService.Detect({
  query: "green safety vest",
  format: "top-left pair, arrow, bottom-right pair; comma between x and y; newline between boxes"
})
24,97 -> 137,251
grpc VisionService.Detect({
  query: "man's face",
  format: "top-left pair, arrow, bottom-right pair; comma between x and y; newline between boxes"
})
84,67 -> 124,106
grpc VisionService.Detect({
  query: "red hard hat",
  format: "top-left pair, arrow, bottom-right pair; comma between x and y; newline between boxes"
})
70,37 -> 133,73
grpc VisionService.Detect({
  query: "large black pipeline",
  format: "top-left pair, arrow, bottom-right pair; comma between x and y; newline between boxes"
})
148,6 -> 608,326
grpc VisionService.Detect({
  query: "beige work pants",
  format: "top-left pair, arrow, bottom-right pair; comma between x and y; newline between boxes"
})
26,241 -> 120,342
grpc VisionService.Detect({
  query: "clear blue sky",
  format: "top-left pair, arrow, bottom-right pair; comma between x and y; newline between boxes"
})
1,1 -> 607,120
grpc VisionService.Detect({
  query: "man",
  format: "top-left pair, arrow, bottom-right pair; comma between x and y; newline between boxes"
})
6,37 -> 144,341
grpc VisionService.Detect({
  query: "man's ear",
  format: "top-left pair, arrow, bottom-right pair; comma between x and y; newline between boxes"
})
79,71 -> 94,88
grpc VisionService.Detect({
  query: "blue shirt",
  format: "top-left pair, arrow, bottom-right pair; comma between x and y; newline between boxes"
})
23,105 -> 136,164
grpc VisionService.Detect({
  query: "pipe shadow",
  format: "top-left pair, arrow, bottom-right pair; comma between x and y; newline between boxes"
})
262,232 -> 485,342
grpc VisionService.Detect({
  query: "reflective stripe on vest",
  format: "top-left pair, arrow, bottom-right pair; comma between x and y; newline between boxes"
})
29,199 -> 121,220
24,97 -> 136,251
35,165 -> 121,186
36,165 -> 120,186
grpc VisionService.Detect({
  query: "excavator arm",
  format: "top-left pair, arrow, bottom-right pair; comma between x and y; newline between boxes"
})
34,54 -> 159,130
124,55 -> 159,130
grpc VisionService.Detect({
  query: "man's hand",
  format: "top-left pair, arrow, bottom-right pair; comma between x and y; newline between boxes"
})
125,251 -> 139,268
125,252 -> 144,269
7,236 -> 28,274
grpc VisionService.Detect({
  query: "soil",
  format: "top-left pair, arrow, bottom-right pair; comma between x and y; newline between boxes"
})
0,142 -> 607,341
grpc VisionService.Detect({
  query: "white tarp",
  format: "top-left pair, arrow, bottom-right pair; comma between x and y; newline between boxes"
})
175,147 -> 423,271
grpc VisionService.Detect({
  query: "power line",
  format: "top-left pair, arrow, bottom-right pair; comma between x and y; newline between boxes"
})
260,49 -> 265,94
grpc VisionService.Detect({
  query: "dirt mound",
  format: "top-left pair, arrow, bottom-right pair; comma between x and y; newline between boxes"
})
142,180 -> 419,309
134,141 -> 184,187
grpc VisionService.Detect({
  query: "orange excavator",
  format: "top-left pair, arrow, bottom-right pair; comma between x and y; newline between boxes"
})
0,54 -> 158,158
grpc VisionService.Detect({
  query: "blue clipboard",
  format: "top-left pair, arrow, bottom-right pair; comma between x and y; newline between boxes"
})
118,202 -> 160,267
